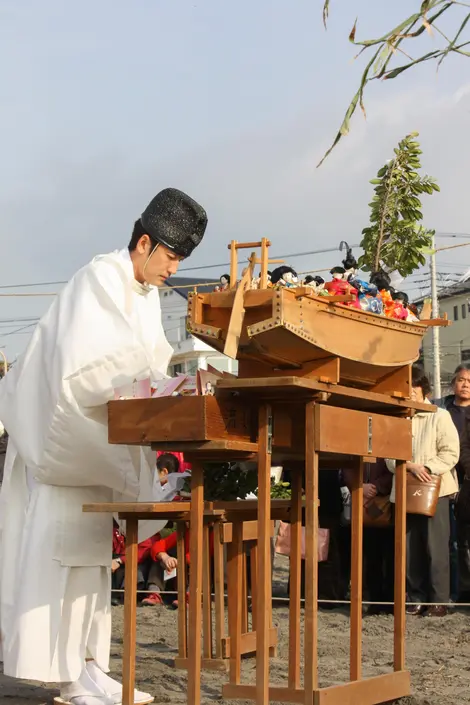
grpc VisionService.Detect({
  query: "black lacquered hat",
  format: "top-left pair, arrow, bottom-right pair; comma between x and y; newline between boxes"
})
141,187 -> 207,258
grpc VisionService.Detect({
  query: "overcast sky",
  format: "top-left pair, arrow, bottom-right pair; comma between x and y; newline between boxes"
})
1,0 -> 469,359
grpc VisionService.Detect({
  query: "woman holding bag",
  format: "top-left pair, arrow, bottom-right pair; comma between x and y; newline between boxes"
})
387,365 -> 460,617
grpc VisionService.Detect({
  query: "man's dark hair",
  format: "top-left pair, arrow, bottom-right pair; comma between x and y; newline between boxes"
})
411,363 -> 431,397
157,453 -> 180,474
128,219 -> 152,252
451,363 -> 470,386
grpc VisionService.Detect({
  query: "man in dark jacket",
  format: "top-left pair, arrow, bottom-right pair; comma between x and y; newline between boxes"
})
434,363 -> 470,602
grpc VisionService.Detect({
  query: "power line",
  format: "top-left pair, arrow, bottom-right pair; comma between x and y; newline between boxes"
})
0,322 -> 38,338
0,243 -> 363,291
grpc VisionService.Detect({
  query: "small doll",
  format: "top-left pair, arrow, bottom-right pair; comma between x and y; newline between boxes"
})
407,301 -> 420,323
214,273 -> 230,292
392,291 -> 414,321
324,267 -> 359,307
304,275 -> 328,296
270,266 -> 299,288
369,271 -> 394,317
340,241 -> 358,280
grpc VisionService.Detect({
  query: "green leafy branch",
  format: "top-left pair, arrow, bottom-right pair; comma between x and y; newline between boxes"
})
319,0 -> 470,166
359,132 -> 440,277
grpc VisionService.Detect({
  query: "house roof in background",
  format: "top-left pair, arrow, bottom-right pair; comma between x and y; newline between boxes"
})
163,276 -> 216,299
414,281 -> 470,305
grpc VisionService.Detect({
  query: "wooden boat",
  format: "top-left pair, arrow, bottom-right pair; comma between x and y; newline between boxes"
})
187,239 -> 448,397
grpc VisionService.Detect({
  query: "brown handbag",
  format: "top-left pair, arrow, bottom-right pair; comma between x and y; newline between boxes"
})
406,474 -> 441,517
363,464 -> 393,528
363,495 -> 393,528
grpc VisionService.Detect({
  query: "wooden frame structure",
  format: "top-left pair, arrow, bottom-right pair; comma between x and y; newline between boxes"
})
173,517 -> 277,673
85,378 -> 434,705
84,239 -> 448,704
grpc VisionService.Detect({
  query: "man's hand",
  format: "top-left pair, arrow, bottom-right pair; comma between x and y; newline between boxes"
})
407,463 -> 433,483
363,483 -> 377,502
111,559 -> 121,573
157,552 -> 178,572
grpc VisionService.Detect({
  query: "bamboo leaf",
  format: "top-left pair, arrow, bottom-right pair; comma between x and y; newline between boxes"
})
317,45 -> 382,167
323,0 -> 330,30
437,12 -> 470,68
383,50 -> 441,79
349,18 -> 358,43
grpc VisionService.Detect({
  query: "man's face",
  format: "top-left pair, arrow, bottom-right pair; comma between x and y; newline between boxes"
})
132,235 -> 183,286
453,370 -> 470,402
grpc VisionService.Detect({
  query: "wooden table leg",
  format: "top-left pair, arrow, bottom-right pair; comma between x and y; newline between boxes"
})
214,523 -> 226,659
122,516 -> 138,705
227,521 -> 243,683
250,543 -> 258,632
304,401 -> 319,705
288,468 -> 302,690
394,459 -> 407,671
350,457 -> 364,682
187,460 -> 204,705
242,554 -> 249,635
203,524 -> 213,659
256,403 -> 272,705
177,522 -> 188,660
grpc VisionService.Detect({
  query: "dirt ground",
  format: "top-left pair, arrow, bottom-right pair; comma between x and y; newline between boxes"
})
2,555 -> 470,705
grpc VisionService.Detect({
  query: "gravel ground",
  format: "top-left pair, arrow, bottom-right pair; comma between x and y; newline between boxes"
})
2,555 -> 470,705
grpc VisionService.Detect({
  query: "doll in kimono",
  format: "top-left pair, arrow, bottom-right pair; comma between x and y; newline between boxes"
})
370,271 -> 396,318
340,241 -> 358,280
325,266 -> 348,295
406,300 -> 420,322
304,275 -> 328,296
348,276 -> 383,314
270,266 -> 299,288
214,273 -> 230,292
324,267 -> 361,308
392,291 -> 414,321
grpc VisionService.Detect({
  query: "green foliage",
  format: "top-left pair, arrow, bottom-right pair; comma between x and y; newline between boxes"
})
358,132 -> 439,277
182,466 -> 292,501
270,481 -> 292,499
202,462 -> 258,501
253,478 -> 292,499
319,1 -> 470,165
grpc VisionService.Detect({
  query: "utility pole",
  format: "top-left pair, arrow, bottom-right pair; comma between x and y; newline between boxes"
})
430,234 -> 441,398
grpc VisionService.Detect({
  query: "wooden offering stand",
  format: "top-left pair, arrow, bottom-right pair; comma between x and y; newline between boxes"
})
87,384 -> 434,705
85,240 -> 450,705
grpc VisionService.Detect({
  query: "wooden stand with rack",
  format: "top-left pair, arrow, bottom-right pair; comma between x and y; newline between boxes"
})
84,238 -> 450,705
85,380 -> 434,705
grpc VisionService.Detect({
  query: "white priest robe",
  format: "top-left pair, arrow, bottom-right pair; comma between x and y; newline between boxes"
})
0,248 -> 173,683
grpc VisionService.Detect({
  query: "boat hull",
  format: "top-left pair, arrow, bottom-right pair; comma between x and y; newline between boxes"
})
187,288 -> 427,392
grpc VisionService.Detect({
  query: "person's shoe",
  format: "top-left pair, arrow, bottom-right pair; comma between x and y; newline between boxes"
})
171,592 -> 190,610
86,660 -> 154,705
141,592 -> 163,606
58,666 -> 115,705
426,605 -> 448,617
406,604 -> 427,616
